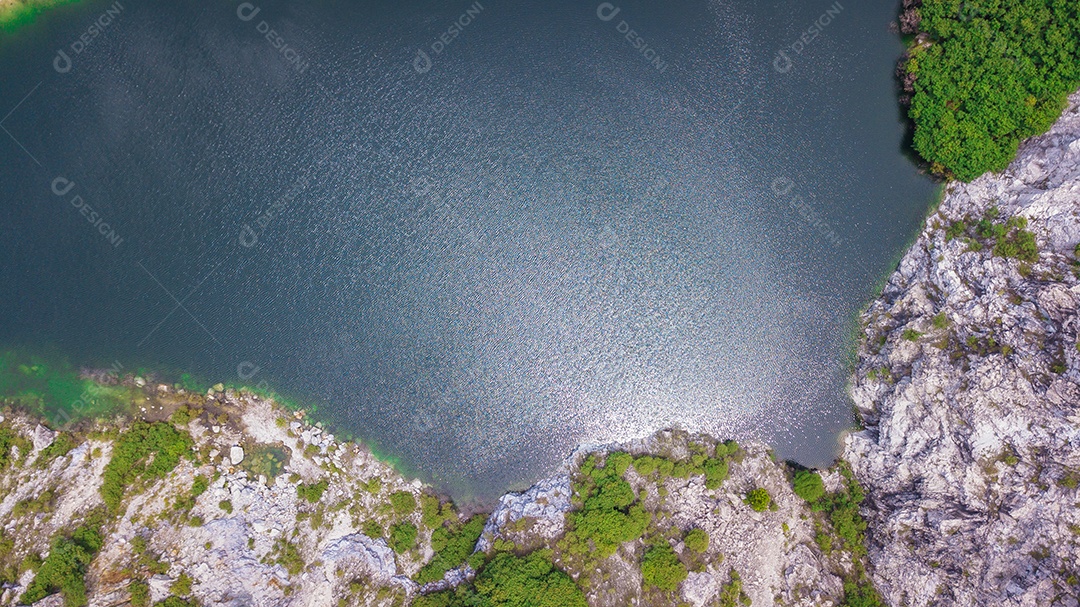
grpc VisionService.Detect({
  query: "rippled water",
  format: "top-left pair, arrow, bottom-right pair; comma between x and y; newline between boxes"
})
0,0 -> 936,501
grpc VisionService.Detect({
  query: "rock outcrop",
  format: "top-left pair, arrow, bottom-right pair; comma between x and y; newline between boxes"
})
845,90 -> 1080,607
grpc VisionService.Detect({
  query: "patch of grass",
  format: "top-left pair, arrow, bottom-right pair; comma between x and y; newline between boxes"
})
296,479 -> 328,504
37,433 -> 77,468
129,579 -> 150,607
218,499 -> 233,513
170,573 -> 192,597
901,329 -> 923,342
362,520 -> 382,539
190,475 -> 209,499
932,313 -> 950,329
271,538 -> 305,575
0,426 -> 32,471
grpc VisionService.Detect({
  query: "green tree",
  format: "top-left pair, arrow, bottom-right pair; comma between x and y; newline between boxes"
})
640,542 -> 688,591
906,0 -> 1080,180
792,470 -> 826,503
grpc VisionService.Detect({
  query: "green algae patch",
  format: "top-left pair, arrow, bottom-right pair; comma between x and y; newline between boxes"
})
238,444 -> 288,480
0,351 -> 135,426
0,0 -> 83,31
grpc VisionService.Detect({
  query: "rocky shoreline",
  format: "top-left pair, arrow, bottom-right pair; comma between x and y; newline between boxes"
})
0,382 -> 876,607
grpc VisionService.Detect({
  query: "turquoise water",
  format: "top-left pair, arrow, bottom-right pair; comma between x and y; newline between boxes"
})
0,0 -> 936,501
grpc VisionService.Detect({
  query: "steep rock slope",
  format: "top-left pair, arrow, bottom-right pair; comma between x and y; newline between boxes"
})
846,91 -> 1080,607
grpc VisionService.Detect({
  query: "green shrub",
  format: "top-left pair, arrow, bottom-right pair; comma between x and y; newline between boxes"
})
169,406 -> 193,426
564,468 -> 651,557
932,313 -> 950,329
640,542 -> 688,591
101,422 -> 194,512
271,539 -> 304,575
170,573 -> 192,596
0,426 -> 32,471
632,455 -> 658,476
129,579 -> 150,607
190,475 -> 209,499
19,522 -> 103,607
218,500 -> 233,514
792,470 -> 826,503
744,488 -> 771,512
472,550 -> 587,607
841,580 -> 886,607
906,0 -> 1080,180
604,452 -> 633,477
420,494 -> 445,528
718,569 -> 749,607
389,491 -> 417,516
37,433 -> 77,467
684,528 -> 709,553
296,479 -> 328,504
703,457 -> 730,490
415,516 -> 486,584
388,521 -> 418,554
901,329 -> 923,342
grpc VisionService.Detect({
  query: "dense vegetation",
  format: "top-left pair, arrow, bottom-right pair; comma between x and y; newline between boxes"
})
19,514 -> 105,607
797,464 -> 885,607
101,421 -> 194,512
415,515 -> 486,584
388,521 -> 419,554
903,0 -> 1080,181
561,452 -> 651,557
415,550 -> 586,607
0,425 -> 32,471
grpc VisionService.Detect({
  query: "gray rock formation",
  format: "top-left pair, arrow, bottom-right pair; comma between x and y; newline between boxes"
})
845,91 -> 1080,607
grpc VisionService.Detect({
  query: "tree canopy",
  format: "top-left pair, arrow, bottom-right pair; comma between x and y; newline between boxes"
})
906,0 -> 1080,181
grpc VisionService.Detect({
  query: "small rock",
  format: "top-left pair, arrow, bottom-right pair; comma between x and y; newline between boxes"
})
230,445 -> 245,465
32,424 -> 57,452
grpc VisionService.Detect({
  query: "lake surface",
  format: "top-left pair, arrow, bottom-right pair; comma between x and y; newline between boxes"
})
0,0 -> 936,501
